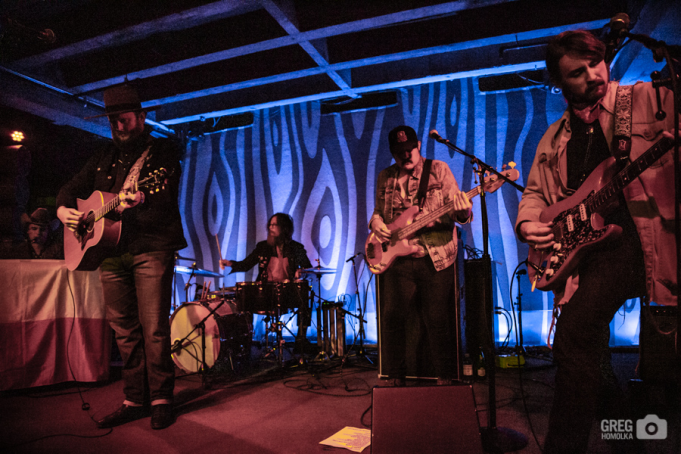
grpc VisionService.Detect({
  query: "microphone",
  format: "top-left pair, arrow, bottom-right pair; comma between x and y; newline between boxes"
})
517,269 -> 527,276
346,252 -> 363,263
429,130 -> 447,143
604,13 -> 630,63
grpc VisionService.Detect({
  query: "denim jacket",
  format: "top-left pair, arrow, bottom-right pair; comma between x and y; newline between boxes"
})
369,157 -> 471,272
516,81 -> 679,306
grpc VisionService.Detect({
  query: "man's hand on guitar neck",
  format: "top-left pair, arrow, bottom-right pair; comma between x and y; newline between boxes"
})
519,220 -> 555,251
57,206 -> 84,233
117,181 -> 145,213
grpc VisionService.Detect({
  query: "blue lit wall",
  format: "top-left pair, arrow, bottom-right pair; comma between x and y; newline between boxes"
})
175,78 -> 643,347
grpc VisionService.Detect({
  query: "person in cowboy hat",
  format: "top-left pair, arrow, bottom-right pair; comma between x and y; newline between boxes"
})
11,208 -> 63,259
57,84 -> 187,430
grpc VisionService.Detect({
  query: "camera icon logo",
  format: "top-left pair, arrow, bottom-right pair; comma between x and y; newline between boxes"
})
636,414 -> 667,439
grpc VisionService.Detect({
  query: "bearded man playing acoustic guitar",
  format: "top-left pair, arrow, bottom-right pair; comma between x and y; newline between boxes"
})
57,84 -> 186,430
369,125 -> 472,386
516,30 -> 678,454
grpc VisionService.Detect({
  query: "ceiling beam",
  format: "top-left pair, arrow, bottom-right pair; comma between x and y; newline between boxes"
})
10,0 -> 259,70
160,60 -> 546,125
61,0 -> 513,94
147,19 -> 606,119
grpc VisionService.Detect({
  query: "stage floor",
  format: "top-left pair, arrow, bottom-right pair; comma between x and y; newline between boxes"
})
0,348 -> 678,454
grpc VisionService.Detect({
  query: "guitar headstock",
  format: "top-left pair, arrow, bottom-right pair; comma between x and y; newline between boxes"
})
482,162 -> 520,194
138,168 -> 172,194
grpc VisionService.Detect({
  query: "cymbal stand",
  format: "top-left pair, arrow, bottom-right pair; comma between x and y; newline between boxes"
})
170,298 -> 226,387
311,283 -> 330,362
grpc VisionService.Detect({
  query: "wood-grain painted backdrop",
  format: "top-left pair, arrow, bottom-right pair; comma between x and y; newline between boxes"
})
175,78 -> 642,347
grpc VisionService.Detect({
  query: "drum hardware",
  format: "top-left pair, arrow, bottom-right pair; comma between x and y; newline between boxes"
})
303,260 -> 337,362
170,298 -> 252,385
170,298 -> 227,381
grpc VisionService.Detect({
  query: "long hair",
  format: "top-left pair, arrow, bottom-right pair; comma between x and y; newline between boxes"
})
546,30 -> 606,85
270,213 -> 294,243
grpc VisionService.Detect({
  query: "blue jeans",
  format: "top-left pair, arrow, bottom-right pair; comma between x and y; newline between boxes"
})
381,256 -> 456,379
100,251 -> 175,404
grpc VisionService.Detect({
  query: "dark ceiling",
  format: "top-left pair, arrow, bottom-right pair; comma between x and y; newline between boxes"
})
0,0 -> 676,140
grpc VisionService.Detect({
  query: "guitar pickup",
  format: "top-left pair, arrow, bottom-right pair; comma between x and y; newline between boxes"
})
366,243 -> 375,259
579,203 -> 587,221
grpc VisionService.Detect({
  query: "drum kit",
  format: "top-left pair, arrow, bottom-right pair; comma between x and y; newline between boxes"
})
169,256 -> 336,377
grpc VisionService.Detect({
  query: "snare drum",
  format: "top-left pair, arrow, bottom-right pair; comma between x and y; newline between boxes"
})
170,302 -> 252,373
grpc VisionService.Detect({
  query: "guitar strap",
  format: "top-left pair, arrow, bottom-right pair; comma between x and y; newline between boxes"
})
613,84 -> 634,164
121,143 -> 152,190
416,158 -> 432,211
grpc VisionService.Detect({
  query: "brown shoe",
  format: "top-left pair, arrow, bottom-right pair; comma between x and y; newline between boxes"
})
96,404 -> 148,429
151,404 -> 174,430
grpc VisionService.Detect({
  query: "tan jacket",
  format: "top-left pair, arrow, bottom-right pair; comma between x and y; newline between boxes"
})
516,81 -> 679,306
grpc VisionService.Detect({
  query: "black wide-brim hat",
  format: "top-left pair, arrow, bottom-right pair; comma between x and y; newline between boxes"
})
85,84 -> 160,119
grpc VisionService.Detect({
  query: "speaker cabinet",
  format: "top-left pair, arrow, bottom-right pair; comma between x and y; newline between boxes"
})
371,385 -> 484,454
376,241 -> 464,380
640,305 -> 679,384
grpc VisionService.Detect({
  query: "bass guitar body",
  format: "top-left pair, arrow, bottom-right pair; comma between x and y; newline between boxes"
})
365,205 -> 423,275
64,191 -> 122,271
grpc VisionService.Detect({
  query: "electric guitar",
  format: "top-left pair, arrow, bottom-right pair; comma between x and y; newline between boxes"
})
365,164 -> 520,274
527,136 -> 674,291
64,168 -> 170,271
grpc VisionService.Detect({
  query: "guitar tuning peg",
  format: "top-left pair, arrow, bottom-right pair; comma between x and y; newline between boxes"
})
508,161 -> 516,169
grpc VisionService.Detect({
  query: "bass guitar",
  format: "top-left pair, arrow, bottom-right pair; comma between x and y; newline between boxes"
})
527,136 -> 673,291
366,164 -> 520,274
64,168 -> 170,271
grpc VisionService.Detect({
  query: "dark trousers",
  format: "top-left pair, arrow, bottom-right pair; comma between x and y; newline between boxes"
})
100,251 -> 176,404
544,223 -> 646,454
381,256 -> 456,379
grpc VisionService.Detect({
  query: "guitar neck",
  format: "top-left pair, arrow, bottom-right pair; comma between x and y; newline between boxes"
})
91,194 -> 122,223
397,186 -> 481,239
588,136 -> 673,210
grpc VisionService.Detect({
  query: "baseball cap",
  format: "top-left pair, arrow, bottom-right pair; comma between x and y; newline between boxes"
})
388,125 -> 418,154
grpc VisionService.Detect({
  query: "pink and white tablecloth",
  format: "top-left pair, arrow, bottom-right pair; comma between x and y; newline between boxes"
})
0,260 -> 110,390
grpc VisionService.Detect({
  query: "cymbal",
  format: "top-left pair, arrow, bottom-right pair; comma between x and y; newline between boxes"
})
174,265 -> 222,278
301,266 -> 336,275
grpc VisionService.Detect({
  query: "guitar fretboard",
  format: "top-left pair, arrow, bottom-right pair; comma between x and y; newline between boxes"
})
397,186 -> 482,240
586,136 -> 673,211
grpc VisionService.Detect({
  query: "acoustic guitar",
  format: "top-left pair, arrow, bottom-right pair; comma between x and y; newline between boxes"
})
64,168 -> 169,271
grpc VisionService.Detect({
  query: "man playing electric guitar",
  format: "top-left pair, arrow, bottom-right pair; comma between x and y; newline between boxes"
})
516,30 -> 679,454
57,84 -> 187,431
369,125 -> 472,386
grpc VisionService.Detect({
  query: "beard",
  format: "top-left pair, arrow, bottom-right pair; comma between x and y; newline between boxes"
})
267,231 -> 282,247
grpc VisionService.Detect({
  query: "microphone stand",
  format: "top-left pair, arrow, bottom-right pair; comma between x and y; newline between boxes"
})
348,253 -> 372,364
433,135 -> 527,452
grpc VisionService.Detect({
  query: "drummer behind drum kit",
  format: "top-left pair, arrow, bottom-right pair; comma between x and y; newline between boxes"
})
169,256 -> 330,376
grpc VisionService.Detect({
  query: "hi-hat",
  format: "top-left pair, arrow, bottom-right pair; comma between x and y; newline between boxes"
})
174,265 -> 222,278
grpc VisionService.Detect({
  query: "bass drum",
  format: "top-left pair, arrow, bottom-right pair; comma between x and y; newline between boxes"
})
170,301 -> 252,373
